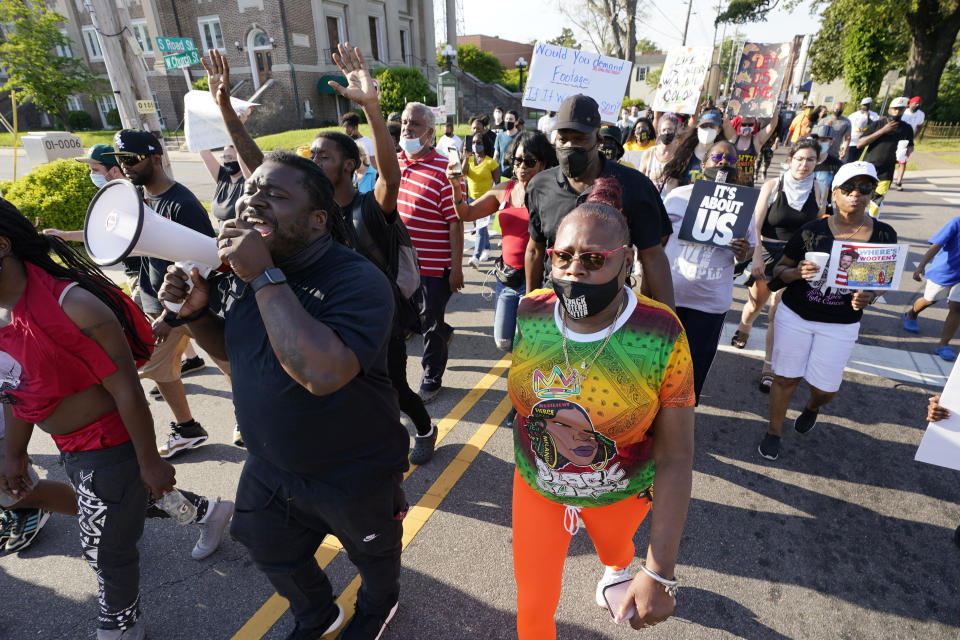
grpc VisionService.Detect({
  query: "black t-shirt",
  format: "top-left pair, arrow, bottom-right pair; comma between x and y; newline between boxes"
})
862,119 -> 914,180
213,239 -> 408,493
781,217 -> 898,324
139,182 -> 215,315
526,158 -> 672,259
346,190 -> 397,269
211,166 -> 245,222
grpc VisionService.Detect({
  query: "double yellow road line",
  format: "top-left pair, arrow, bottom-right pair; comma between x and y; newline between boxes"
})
231,355 -> 512,639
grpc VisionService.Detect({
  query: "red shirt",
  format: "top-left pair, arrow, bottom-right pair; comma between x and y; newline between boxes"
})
497,180 -> 530,270
398,148 -> 458,277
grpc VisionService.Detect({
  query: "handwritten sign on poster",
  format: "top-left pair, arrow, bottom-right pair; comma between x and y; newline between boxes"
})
653,46 -> 712,115
726,42 -> 792,119
522,42 -> 633,123
824,241 -> 909,290
677,180 -> 759,249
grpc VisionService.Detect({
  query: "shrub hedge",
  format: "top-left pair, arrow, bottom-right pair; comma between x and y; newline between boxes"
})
0,158 -> 98,232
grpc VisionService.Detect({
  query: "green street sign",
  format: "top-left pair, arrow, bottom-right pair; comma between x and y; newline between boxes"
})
156,36 -> 196,53
163,49 -> 201,71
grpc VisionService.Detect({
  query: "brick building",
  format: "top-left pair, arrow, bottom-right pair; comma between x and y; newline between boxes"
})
22,0 -> 438,135
457,34 -> 533,72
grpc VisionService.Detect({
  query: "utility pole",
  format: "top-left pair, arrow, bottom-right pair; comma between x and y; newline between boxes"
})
86,0 -> 171,172
708,0 -> 723,102
682,0 -> 693,46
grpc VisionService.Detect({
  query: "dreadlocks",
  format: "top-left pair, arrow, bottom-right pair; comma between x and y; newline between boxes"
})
0,198 -> 152,362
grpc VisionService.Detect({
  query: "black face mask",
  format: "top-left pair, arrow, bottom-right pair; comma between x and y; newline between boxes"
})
553,262 -> 625,319
224,161 -> 241,174
702,165 -> 738,184
599,145 -> 620,161
505,121 -> 516,131
834,109 -> 843,116
890,114 -> 902,122
557,145 -> 594,180
657,132 -> 676,145
637,130 -> 651,142
860,105 -> 869,112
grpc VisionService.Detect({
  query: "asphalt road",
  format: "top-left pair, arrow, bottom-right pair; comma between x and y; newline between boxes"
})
1,150 -> 959,640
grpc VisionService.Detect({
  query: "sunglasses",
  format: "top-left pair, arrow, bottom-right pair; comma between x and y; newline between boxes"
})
837,181 -> 876,195
547,245 -> 630,271
512,155 -> 539,168
117,153 -> 149,166
708,154 -> 739,163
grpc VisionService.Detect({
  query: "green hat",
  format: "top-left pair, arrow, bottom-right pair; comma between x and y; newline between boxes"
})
75,144 -> 119,169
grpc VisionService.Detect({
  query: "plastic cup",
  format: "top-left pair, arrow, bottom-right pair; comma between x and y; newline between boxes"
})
805,251 -> 830,280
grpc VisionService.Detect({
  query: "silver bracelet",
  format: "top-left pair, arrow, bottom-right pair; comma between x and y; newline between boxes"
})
639,562 -> 680,597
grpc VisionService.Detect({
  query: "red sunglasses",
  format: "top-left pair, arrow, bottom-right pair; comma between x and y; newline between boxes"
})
547,245 -> 631,271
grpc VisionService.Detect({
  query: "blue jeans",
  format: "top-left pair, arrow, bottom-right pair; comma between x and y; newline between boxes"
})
473,224 -> 490,259
415,270 -> 454,391
494,280 -> 525,350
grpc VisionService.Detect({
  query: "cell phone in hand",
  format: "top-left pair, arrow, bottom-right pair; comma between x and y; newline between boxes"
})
448,147 -> 462,174
603,578 -> 637,623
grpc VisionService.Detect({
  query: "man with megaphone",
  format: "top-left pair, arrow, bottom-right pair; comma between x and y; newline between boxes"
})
101,130 -> 229,460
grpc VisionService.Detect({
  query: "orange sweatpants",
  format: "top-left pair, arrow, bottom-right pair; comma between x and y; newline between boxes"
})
512,469 -> 651,640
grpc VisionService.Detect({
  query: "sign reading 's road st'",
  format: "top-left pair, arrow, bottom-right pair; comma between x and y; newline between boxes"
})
156,36 -> 196,53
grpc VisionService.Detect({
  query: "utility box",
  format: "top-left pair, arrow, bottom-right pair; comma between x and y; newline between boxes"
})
21,131 -> 84,166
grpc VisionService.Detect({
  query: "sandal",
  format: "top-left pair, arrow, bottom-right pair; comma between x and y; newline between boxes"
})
731,330 -> 750,349
758,372 -> 775,393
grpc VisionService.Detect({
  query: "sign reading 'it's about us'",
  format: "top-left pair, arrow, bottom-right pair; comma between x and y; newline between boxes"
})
522,42 -> 632,123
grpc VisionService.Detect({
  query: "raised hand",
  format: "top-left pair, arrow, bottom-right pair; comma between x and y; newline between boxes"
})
200,49 -> 232,110
328,41 -> 378,107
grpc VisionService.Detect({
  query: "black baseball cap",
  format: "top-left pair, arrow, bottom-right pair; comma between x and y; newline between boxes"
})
555,94 -> 601,134
105,129 -> 163,158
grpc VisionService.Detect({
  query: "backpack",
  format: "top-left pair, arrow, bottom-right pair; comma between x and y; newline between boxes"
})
349,194 -> 421,331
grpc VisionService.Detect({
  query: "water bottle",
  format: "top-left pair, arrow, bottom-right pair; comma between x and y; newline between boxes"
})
157,489 -> 197,524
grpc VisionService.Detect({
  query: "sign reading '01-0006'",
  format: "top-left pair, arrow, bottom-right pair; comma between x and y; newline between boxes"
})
522,42 -> 633,123
726,42 -> 792,119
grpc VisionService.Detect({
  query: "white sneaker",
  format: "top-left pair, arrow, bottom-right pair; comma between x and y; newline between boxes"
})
596,565 -> 631,608
468,256 -> 480,270
192,498 -> 234,560
478,250 -> 490,262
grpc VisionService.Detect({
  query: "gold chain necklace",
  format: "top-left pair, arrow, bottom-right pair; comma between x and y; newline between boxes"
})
832,215 -> 867,240
560,291 -> 626,380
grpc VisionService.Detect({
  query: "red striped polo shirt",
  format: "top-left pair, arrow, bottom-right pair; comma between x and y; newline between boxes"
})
398,148 -> 458,277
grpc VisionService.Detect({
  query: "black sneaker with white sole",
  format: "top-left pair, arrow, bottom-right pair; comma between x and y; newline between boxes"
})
159,420 -> 209,459
180,356 -> 206,376
284,604 -> 344,639
794,408 -> 819,435
758,434 -> 781,461
339,602 -> 398,640
5,508 -> 50,552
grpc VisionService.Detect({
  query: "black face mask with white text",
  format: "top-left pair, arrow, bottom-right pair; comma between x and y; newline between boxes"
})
553,261 -> 625,319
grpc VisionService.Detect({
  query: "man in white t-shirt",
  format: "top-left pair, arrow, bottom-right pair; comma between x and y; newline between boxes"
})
340,111 -> 377,171
846,97 -> 879,163
435,121 -> 463,159
894,96 -> 926,190
537,110 -> 557,137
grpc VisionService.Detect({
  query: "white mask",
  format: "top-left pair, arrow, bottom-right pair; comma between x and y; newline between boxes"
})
400,135 -> 424,156
697,128 -> 718,145
90,173 -> 108,188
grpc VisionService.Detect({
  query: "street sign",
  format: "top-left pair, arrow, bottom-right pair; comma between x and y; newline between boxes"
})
163,49 -> 202,71
136,100 -> 156,114
156,36 -> 196,53
884,69 -> 900,86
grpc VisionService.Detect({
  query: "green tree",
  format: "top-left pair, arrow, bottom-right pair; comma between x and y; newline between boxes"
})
716,0 -> 960,109
0,0 -> 100,129
373,66 -> 436,115
547,28 -> 581,49
645,67 -> 662,90
436,43 -> 505,84
557,0 -> 645,64
635,38 -> 660,54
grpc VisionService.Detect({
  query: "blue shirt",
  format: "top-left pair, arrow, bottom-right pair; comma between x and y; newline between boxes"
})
494,130 -> 519,173
925,217 -> 960,286
356,167 -> 377,193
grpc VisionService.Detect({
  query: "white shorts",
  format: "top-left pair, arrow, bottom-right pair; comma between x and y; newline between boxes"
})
772,303 -> 860,393
923,280 -> 960,304
0,436 -> 40,508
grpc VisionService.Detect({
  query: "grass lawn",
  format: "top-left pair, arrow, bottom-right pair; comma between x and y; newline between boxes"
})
0,130 -> 184,148
915,139 -> 960,153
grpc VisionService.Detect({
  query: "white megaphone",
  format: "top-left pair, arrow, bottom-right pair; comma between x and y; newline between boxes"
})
84,179 -> 221,313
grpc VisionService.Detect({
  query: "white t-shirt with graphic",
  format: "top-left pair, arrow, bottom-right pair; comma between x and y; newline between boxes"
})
848,110 -> 879,145
902,108 -> 925,133
663,184 -> 757,314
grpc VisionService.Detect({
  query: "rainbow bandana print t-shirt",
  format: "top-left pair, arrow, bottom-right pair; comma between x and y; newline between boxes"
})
507,288 -> 695,508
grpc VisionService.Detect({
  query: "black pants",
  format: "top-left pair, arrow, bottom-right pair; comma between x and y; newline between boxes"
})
230,455 -> 406,630
415,270 -> 454,391
62,442 -> 146,632
675,306 -> 727,404
387,334 -> 432,435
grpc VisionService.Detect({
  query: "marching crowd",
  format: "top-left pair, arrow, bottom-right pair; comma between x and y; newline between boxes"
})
0,40 -> 953,640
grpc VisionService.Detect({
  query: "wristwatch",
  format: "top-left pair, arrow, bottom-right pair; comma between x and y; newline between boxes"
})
249,268 -> 287,293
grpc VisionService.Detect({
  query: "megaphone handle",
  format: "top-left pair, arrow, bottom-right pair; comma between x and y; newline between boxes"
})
163,261 -> 211,314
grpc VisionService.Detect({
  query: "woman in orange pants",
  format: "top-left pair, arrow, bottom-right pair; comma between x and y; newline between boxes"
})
508,175 -> 696,639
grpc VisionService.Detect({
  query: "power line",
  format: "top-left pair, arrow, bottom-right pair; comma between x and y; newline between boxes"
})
649,1 -> 686,37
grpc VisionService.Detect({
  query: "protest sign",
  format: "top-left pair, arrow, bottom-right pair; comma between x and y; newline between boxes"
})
522,42 -> 632,123
677,179 -> 759,249
652,46 -> 712,115
824,241 -> 909,290
429,105 -> 447,122
183,90 -> 258,152
726,42 -> 792,119
915,361 -> 960,471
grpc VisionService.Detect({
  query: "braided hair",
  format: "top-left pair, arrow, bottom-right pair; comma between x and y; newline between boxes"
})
0,198 -> 152,362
